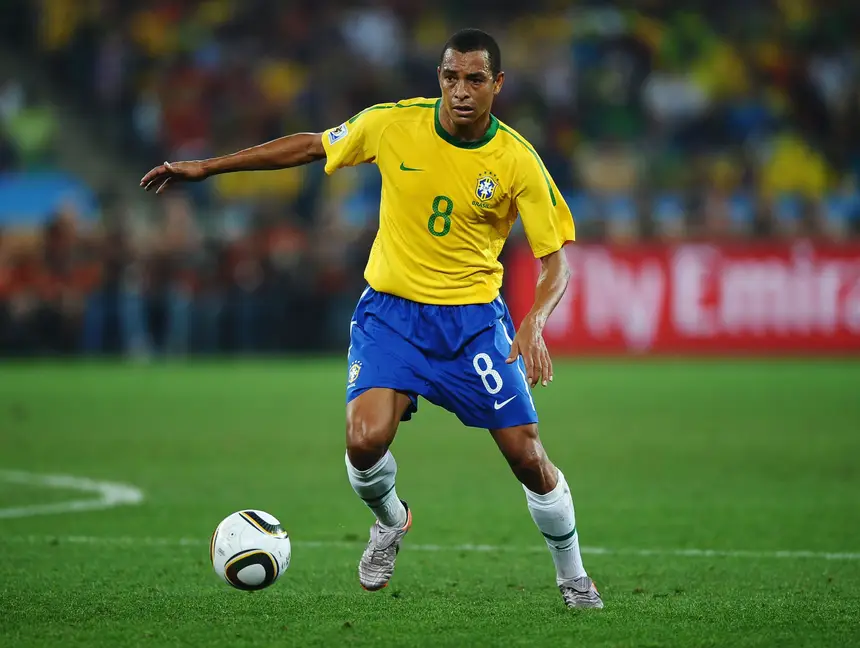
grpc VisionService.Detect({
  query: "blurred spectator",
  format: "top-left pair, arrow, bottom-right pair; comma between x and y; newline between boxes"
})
2,91 -> 59,170
80,198 -> 150,358
36,205 -> 98,354
0,132 -> 19,172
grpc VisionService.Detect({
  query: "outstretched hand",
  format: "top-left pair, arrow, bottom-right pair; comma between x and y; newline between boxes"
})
140,161 -> 207,194
505,318 -> 553,388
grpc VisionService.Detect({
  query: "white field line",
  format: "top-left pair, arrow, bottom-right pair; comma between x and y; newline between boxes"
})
0,470 -> 144,519
2,534 -> 859,561
1,472 -> 857,561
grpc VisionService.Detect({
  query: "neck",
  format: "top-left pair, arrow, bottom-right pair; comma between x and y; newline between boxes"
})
439,105 -> 491,142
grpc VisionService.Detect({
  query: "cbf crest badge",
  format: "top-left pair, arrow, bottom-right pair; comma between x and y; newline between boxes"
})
475,171 -> 499,202
348,361 -> 362,385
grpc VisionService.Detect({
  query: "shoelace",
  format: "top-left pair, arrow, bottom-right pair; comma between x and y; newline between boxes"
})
561,588 -> 587,606
561,582 -> 596,598
367,545 -> 396,567
366,528 -> 398,567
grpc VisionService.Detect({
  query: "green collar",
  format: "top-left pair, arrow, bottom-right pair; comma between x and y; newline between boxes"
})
434,99 -> 499,149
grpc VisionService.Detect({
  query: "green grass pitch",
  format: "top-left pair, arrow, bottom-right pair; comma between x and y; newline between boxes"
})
1,359 -> 859,647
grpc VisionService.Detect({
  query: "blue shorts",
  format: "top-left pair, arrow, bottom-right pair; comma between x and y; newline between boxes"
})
346,287 -> 538,429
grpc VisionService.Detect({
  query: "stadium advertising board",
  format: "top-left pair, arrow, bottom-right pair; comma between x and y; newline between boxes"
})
505,242 -> 860,354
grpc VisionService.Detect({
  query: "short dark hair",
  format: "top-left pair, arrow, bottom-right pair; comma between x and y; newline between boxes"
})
440,29 -> 501,77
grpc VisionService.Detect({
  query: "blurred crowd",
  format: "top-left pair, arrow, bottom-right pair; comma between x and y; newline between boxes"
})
0,77 -> 58,173
1,0 -> 860,356
0,192 -> 373,357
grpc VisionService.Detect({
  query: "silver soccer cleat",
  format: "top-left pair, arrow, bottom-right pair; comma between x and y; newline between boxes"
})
358,501 -> 412,591
558,575 -> 605,609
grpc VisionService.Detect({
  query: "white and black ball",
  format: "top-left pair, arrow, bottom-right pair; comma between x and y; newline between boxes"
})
210,510 -> 291,590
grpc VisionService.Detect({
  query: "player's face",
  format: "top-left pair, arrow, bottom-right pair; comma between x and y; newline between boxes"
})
437,49 -> 504,127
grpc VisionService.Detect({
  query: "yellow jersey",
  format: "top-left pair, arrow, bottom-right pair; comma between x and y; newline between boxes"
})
321,97 -> 575,305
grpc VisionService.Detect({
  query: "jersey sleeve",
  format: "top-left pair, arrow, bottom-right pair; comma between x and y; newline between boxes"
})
321,104 -> 394,175
513,154 -> 576,258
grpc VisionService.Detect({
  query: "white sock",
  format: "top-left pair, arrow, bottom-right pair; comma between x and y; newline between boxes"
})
523,469 -> 587,584
345,451 -> 408,528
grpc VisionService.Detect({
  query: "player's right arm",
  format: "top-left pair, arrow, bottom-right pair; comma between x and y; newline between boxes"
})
140,103 -> 393,194
140,133 -> 326,194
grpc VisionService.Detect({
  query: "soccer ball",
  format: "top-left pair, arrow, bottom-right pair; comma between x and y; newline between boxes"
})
210,510 -> 291,590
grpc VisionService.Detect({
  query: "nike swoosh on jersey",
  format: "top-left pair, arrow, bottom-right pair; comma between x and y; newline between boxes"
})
399,162 -> 423,172
494,396 -> 517,410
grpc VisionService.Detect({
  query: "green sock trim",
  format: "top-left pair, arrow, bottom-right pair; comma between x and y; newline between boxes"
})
542,527 -> 576,542
360,483 -> 396,505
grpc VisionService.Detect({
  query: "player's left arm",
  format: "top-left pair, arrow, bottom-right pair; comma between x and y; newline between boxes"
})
505,155 -> 575,388
506,249 -> 570,387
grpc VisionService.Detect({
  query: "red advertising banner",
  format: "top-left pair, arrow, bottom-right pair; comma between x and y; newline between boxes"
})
505,242 -> 860,354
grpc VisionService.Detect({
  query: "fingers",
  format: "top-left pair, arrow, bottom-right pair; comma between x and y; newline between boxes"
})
534,352 -> 547,388
536,348 -> 552,387
141,172 -> 157,189
140,165 -> 165,188
519,345 -> 553,388
532,352 -> 543,388
505,340 -> 520,364
508,337 -> 554,388
522,351 -> 537,387
140,162 -> 174,192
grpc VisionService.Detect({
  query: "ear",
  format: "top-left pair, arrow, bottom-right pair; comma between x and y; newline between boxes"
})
494,71 -> 505,96
437,66 -> 443,89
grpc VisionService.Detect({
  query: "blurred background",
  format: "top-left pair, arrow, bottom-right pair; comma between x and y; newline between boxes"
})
1,0 -> 858,358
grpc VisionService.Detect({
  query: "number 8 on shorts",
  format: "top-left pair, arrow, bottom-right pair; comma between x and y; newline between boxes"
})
472,353 -> 503,394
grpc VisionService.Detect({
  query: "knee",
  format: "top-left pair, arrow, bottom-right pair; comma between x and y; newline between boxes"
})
504,430 -> 557,494
346,410 -> 395,469
510,446 -> 549,482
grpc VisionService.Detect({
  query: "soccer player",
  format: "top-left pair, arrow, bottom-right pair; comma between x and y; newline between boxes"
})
140,29 -> 602,609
